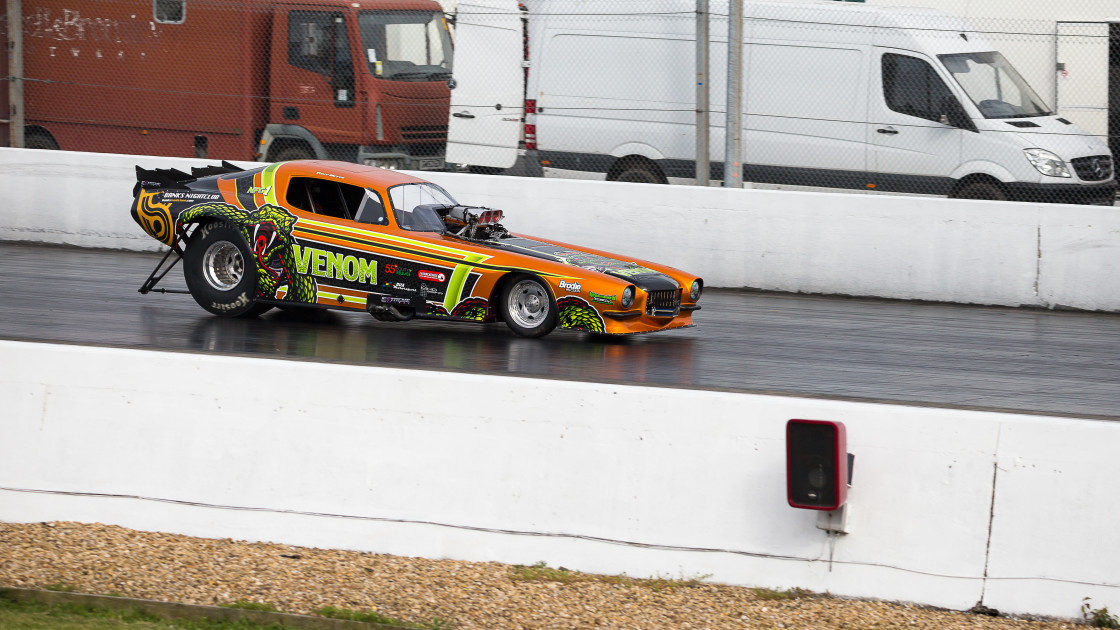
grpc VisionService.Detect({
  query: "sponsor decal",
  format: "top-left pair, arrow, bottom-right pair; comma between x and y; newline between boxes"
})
558,280 -> 582,293
316,171 -> 346,180
211,292 -> 250,312
247,186 -> 272,196
420,284 -> 443,296
608,266 -> 656,278
419,270 -> 446,282
294,244 -> 377,285
589,291 -> 615,304
384,263 -> 412,277
380,295 -> 412,305
160,192 -> 222,201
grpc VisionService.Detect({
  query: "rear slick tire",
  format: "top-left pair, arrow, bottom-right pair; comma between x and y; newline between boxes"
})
183,222 -> 272,317
500,275 -> 557,338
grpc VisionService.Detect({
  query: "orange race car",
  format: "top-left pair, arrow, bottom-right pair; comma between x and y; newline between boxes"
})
130,160 -> 701,337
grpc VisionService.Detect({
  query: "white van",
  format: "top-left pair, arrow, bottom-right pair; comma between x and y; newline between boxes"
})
446,0 -> 1117,205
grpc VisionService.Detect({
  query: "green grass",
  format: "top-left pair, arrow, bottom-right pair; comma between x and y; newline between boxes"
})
510,561 -> 709,591
1083,598 -> 1120,629
0,595 -> 286,629
750,586 -> 813,601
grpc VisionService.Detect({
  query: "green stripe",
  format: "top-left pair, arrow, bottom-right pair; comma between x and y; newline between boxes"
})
261,163 -> 281,205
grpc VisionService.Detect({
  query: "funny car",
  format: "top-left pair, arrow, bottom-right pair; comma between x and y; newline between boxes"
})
130,160 -> 701,337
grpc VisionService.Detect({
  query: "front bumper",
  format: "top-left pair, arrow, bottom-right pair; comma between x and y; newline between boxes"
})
1005,181 -> 1117,206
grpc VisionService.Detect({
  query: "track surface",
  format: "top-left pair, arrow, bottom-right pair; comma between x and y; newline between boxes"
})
3,242 -> 1120,419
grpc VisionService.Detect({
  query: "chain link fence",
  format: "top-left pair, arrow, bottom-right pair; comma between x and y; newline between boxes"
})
3,0 -> 1118,205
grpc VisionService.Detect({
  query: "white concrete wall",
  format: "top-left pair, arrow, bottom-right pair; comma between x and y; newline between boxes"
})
3,147 -> 1120,311
1,339 -> 1118,620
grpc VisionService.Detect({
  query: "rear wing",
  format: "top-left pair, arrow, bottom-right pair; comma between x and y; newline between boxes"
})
133,161 -> 244,196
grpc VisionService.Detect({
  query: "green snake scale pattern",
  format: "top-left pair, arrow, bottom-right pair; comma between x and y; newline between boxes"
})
556,296 -> 605,333
180,203 -> 317,303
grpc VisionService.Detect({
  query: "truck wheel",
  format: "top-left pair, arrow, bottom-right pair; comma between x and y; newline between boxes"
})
183,222 -> 272,317
613,164 -> 663,184
953,181 -> 1007,201
500,275 -> 557,338
24,131 -> 59,150
270,145 -> 315,162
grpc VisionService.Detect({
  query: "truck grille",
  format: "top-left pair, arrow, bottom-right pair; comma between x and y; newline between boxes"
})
1071,155 -> 1112,181
402,125 -> 448,141
646,289 -> 681,317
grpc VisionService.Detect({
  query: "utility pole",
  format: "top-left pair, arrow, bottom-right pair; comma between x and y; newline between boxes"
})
723,0 -> 743,188
7,0 -> 23,149
695,0 -> 709,186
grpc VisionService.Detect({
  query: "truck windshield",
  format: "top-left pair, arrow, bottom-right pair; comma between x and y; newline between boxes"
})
389,182 -> 457,231
939,52 -> 1051,119
359,11 -> 453,81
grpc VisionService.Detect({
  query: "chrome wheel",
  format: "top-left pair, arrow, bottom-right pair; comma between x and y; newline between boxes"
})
202,240 -> 244,291
506,278 -> 550,330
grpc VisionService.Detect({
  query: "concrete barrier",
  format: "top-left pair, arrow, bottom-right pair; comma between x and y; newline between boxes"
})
1,339 -> 1117,619
2,148 -> 1120,311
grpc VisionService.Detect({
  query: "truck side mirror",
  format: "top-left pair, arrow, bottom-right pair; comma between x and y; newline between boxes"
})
787,419 -> 849,511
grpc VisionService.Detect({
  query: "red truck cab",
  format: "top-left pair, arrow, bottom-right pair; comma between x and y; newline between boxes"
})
12,0 -> 450,169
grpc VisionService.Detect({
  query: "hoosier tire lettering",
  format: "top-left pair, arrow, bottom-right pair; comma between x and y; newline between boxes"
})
183,221 -> 272,318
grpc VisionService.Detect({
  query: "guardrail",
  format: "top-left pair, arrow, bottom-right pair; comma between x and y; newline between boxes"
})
1,147 -> 1118,311
1,339 -> 1118,619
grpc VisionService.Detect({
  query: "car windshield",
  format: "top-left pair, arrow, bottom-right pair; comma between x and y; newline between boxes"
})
388,182 -> 456,231
358,10 -> 452,81
939,51 -> 1051,118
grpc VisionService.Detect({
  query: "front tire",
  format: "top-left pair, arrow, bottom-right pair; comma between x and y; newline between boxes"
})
183,222 -> 272,317
953,181 -> 1007,201
500,275 -> 557,338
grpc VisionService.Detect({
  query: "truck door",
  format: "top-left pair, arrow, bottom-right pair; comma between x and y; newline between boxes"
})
445,0 -> 524,169
870,49 -> 962,194
273,9 -> 364,153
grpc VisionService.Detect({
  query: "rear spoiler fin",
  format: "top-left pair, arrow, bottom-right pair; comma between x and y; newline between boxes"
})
134,161 -> 244,196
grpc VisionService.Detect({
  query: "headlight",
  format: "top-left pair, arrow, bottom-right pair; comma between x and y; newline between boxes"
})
1024,149 -> 1071,178
689,279 -> 702,301
621,286 -> 635,309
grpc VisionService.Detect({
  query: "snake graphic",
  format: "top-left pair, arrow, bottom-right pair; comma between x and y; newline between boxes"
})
180,203 -> 317,303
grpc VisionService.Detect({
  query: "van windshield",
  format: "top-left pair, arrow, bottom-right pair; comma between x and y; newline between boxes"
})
358,11 -> 453,82
939,52 -> 1051,119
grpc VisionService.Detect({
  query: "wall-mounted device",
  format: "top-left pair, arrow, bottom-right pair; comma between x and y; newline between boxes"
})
786,419 -> 850,511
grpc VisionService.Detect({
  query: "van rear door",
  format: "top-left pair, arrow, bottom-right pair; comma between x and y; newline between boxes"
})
446,0 -> 524,169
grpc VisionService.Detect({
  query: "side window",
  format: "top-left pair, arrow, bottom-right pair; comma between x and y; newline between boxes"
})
286,177 -> 366,220
882,53 -> 954,123
154,0 -> 185,23
289,11 -> 334,75
353,190 -> 388,225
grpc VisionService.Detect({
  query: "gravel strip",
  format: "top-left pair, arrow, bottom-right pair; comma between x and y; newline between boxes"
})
0,521 -> 1080,630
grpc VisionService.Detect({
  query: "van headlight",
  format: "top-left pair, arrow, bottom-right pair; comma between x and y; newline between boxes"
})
1024,149 -> 1071,178
621,286 -> 635,309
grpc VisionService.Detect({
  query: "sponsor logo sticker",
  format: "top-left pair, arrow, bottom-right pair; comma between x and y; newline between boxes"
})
558,280 -> 582,293
589,291 -> 615,304
247,186 -> 272,195
384,263 -> 412,276
419,270 -> 446,282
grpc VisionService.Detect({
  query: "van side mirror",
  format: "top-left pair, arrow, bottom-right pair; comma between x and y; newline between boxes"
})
940,97 -> 976,132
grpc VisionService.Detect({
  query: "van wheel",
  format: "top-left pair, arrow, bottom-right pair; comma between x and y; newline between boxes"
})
614,164 -> 664,184
953,181 -> 1007,201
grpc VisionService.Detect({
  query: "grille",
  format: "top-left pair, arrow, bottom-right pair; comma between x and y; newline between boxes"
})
402,125 -> 448,141
1071,155 -> 1112,182
646,289 -> 681,317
